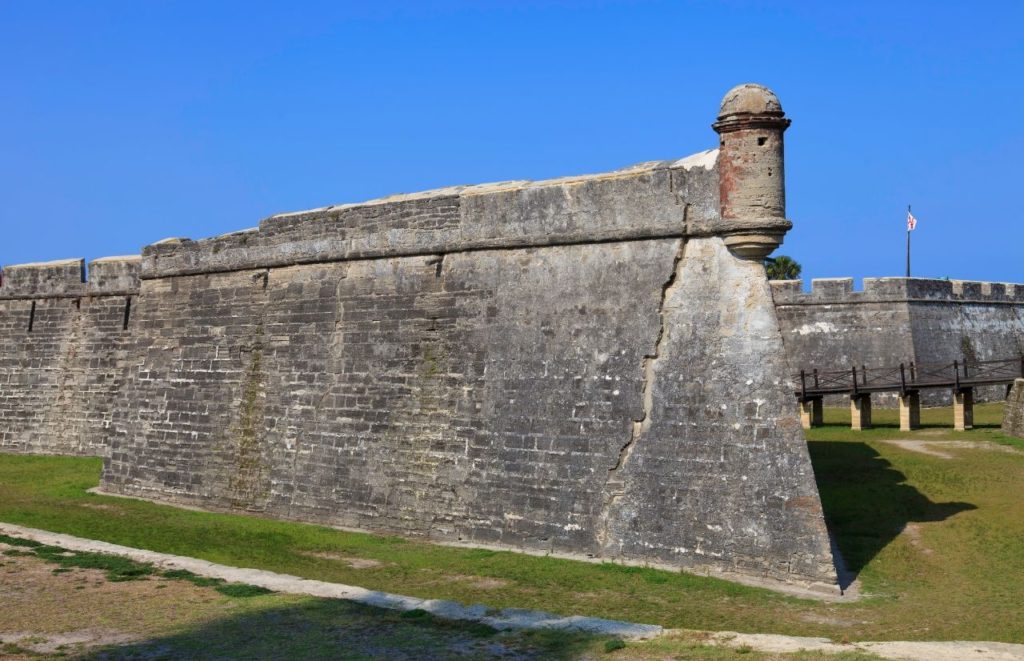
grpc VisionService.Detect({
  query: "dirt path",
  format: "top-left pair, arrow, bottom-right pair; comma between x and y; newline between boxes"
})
706,631 -> 1024,660
3,522 -> 1023,660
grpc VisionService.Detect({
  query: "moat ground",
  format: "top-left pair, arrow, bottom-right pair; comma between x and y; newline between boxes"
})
0,543 -> 878,661
0,403 -> 1021,657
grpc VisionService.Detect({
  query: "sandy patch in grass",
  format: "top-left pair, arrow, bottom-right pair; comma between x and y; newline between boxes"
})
299,550 -> 386,569
796,611 -> 863,627
415,568 -> 512,590
449,574 -> 512,590
881,439 -> 1023,459
77,502 -> 120,512
700,630 -> 1024,660
0,546 -> 240,656
1,629 -> 137,654
902,524 -> 934,556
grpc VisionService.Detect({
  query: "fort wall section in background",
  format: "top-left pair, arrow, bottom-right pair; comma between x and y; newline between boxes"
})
772,278 -> 1024,406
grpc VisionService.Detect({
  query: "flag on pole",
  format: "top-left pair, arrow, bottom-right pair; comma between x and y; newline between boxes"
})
907,209 -> 918,231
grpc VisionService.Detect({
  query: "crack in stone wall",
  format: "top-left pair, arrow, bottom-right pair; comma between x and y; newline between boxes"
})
596,233 -> 688,550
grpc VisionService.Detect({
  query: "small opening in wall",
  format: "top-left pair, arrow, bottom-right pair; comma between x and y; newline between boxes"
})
757,136 -> 767,146
426,254 -> 444,278
123,297 -> 132,330
28,301 -> 36,332
74,298 -> 81,311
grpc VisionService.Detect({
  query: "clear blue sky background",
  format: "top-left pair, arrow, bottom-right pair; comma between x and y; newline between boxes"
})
2,1 -> 1022,285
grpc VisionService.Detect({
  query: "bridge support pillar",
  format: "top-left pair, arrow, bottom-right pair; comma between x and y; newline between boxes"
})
850,394 -> 872,430
799,398 -> 823,429
899,391 -> 920,431
954,388 -> 974,431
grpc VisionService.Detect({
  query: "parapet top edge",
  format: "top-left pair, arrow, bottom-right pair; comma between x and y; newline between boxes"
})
2,258 -> 84,270
0,255 -> 141,298
261,149 -> 719,225
772,276 -> 1024,289
90,255 -> 142,264
1,256 -> 144,271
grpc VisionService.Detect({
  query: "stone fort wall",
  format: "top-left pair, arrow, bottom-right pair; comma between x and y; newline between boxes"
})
772,278 -> 1024,406
0,85 -> 840,589
0,257 -> 140,455
1004,380 -> 1024,438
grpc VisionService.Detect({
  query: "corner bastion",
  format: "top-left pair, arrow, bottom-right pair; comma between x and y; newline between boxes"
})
1,85 -> 838,590
772,278 -> 1024,406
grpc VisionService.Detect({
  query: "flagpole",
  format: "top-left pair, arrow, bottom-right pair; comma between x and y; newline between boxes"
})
906,204 -> 911,277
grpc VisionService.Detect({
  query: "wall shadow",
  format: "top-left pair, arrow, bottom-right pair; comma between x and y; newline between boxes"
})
83,598 -> 599,660
807,440 -> 976,588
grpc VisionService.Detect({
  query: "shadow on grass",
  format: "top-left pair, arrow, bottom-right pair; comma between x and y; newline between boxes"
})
808,440 -> 976,588
84,598 -> 602,660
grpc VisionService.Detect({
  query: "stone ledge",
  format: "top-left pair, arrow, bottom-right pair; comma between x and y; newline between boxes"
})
139,150 -> 729,279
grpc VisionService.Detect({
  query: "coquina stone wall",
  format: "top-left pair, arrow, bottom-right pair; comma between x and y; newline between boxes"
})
0,85 -> 839,589
0,257 -> 140,455
772,278 -> 1024,406
1003,379 -> 1024,438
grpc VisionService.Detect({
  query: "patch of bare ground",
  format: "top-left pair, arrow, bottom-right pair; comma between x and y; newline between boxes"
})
0,546 -> 239,657
451,574 -> 512,590
700,630 -> 1024,660
796,610 -> 864,628
881,439 -> 1023,459
416,569 -> 512,590
75,502 -> 120,512
1,630 -> 137,655
298,550 -> 385,569
902,523 -> 934,556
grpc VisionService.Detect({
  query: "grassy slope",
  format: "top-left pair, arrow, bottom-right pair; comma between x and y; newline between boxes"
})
0,403 -> 1021,643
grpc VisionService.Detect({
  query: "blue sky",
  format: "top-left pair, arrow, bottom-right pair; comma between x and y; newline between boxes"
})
2,1 -> 1022,284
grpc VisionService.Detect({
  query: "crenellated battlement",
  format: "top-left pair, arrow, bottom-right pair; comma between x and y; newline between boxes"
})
0,256 -> 141,299
771,277 -> 1024,305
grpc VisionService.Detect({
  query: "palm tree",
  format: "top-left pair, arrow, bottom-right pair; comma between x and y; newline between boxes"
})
765,255 -> 802,280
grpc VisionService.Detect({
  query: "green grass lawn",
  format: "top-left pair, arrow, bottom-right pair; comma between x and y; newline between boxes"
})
1,402 -> 1022,644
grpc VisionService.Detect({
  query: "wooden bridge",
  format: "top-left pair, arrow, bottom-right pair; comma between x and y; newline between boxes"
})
794,356 -> 1024,431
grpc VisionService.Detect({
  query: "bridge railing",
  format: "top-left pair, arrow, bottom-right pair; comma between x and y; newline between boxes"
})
796,356 -> 1024,399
